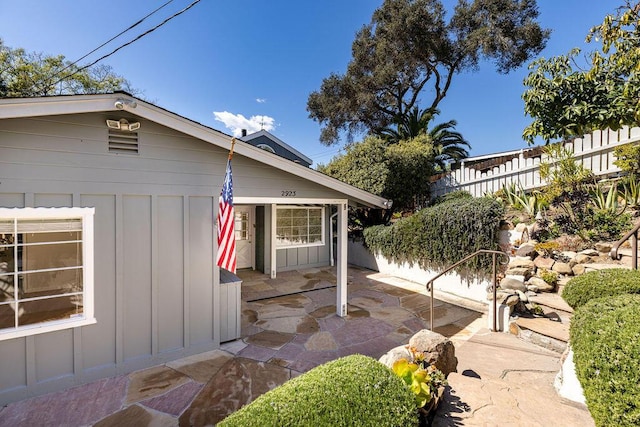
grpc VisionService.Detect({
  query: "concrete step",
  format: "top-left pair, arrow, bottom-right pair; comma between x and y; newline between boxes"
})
528,292 -> 573,314
433,372 -> 593,427
583,262 -> 632,272
514,316 -> 569,342
615,247 -> 640,258
432,329 -> 595,426
510,316 -> 569,354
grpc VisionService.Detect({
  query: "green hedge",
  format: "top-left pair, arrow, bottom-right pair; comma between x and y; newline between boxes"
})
218,355 -> 417,427
562,269 -> 640,309
570,295 -> 640,426
363,196 -> 504,274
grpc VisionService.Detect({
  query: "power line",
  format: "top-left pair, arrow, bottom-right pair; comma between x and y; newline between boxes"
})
51,0 -> 176,80
47,0 -> 202,90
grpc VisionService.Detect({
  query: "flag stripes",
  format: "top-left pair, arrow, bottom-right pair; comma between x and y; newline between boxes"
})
216,159 -> 236,273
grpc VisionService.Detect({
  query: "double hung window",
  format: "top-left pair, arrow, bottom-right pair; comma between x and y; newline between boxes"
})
0,208 -> 95,340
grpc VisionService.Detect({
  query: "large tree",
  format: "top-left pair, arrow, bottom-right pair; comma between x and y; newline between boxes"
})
307,0 -> 550,145
522,1 -> 640,143
378,107 -> 470,170
0,39 -> 133,98
318,135 -> 435,212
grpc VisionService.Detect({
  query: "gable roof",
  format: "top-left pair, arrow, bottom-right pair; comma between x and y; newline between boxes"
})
241,130 -> 313,166
0,93 -> 389,209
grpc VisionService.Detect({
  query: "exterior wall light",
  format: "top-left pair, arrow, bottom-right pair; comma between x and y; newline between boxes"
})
106,118 -> 140,131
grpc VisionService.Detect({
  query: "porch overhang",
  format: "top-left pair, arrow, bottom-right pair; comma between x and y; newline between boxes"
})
233,197 -> 349,317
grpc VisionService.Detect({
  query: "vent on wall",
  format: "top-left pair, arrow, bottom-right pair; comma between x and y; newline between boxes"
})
108,129 -> 139,154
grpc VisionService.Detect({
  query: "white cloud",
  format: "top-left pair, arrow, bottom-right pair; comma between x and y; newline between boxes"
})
256,98 -> 266,103
213,111 -> 275,137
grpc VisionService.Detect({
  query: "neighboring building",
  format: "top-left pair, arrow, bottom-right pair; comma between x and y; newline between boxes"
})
240,129 -> 313,167
0,93 -> 389,404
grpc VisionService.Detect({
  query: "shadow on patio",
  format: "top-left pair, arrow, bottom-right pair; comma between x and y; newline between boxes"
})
0,265 -> 486,427
235,265 -> 484,374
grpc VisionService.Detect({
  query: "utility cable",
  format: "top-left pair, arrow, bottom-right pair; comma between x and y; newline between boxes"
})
46,0 -> 202,90
51,0 -> 176,80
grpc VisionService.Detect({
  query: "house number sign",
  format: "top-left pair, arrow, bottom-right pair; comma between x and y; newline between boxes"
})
281,190 -> 296,196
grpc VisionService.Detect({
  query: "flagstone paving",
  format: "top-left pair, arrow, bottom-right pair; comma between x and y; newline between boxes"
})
0,266 -> 593,426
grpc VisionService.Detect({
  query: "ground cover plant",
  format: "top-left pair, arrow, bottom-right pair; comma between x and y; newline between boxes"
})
218,355 -> 417,427
363,196 -> 504,275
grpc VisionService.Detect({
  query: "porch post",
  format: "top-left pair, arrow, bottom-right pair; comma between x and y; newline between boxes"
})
337,202 -> 348,317
270,203 -> 277,279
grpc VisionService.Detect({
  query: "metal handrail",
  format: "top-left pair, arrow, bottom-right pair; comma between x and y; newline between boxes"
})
426,249 -> 510,332
610,220 -> 640,270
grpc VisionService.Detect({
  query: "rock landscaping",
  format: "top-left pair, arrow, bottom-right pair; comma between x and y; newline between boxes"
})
495,221 -> 633,320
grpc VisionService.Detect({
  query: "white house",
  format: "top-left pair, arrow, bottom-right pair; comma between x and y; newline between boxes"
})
0,93 -> 389,404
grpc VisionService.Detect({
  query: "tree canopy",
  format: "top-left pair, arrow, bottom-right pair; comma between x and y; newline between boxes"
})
317,135 -> 435,212
0,39 -> 133,98
522,1 -> 640,143
307,0 -> 550,145
378,107 -> 470,170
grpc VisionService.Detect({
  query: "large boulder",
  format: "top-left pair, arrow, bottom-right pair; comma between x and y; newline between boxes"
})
500,276 -> 527,292
509,256 -> 535,269
573,253 -> 592,265
409,330 -> 458,377
552,262 -> 573,275
572,264 -> 587,276
378,346 -> 412,369
379,330 -> 458,378
594,242 -> 612,254
516,242 -> 537,258
504,266 -> 533,279
527,276 -> 555,292
534,256 -> 555,270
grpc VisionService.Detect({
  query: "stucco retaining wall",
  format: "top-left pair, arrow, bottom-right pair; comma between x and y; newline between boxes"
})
348,240 -> 491,304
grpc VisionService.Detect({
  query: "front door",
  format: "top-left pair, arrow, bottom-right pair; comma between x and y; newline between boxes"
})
235,206 -> 253,269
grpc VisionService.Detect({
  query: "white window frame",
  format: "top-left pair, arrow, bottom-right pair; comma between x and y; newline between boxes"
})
0,207 -> 96,341
275,206 -> 325,249
256,143 -> 276,154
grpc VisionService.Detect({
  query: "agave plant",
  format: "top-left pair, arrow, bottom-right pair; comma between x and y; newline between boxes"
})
589,182 -> 625,215
500,183 -> 543,217
621,174 -> 640,208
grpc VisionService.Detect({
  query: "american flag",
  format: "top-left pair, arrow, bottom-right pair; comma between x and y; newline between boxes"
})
216,158 -> 236,273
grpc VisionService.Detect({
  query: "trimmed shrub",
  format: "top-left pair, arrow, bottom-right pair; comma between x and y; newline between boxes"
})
218,354 -> 417,427
364,196 -> 504,275
562,268 -> 640,309
431,190 -> 472,206
570,295 -> 640,426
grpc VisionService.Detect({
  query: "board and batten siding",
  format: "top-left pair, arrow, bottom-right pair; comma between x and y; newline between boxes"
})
0,112 -> 344,404
0,190 -> 219,404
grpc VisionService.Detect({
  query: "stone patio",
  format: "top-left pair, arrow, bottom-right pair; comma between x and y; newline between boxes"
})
0,266 -> 593,426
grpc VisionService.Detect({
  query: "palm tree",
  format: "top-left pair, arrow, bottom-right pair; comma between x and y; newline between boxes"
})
376,107 -> 470,171
428,119 -> 470,171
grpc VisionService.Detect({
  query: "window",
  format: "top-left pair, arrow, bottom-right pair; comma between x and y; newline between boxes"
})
235,210 -> 249,241
276,206 -> 324,248
0,207 -> 95,340
256,143 -> 276,154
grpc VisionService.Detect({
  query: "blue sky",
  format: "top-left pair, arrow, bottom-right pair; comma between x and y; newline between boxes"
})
0,0 -> 623,166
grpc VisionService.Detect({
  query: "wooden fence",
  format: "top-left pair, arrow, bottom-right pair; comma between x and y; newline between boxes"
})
431,127 -> 640,199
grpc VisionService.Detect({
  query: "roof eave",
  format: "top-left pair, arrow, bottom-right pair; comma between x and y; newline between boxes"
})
0,94 -> 389,209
